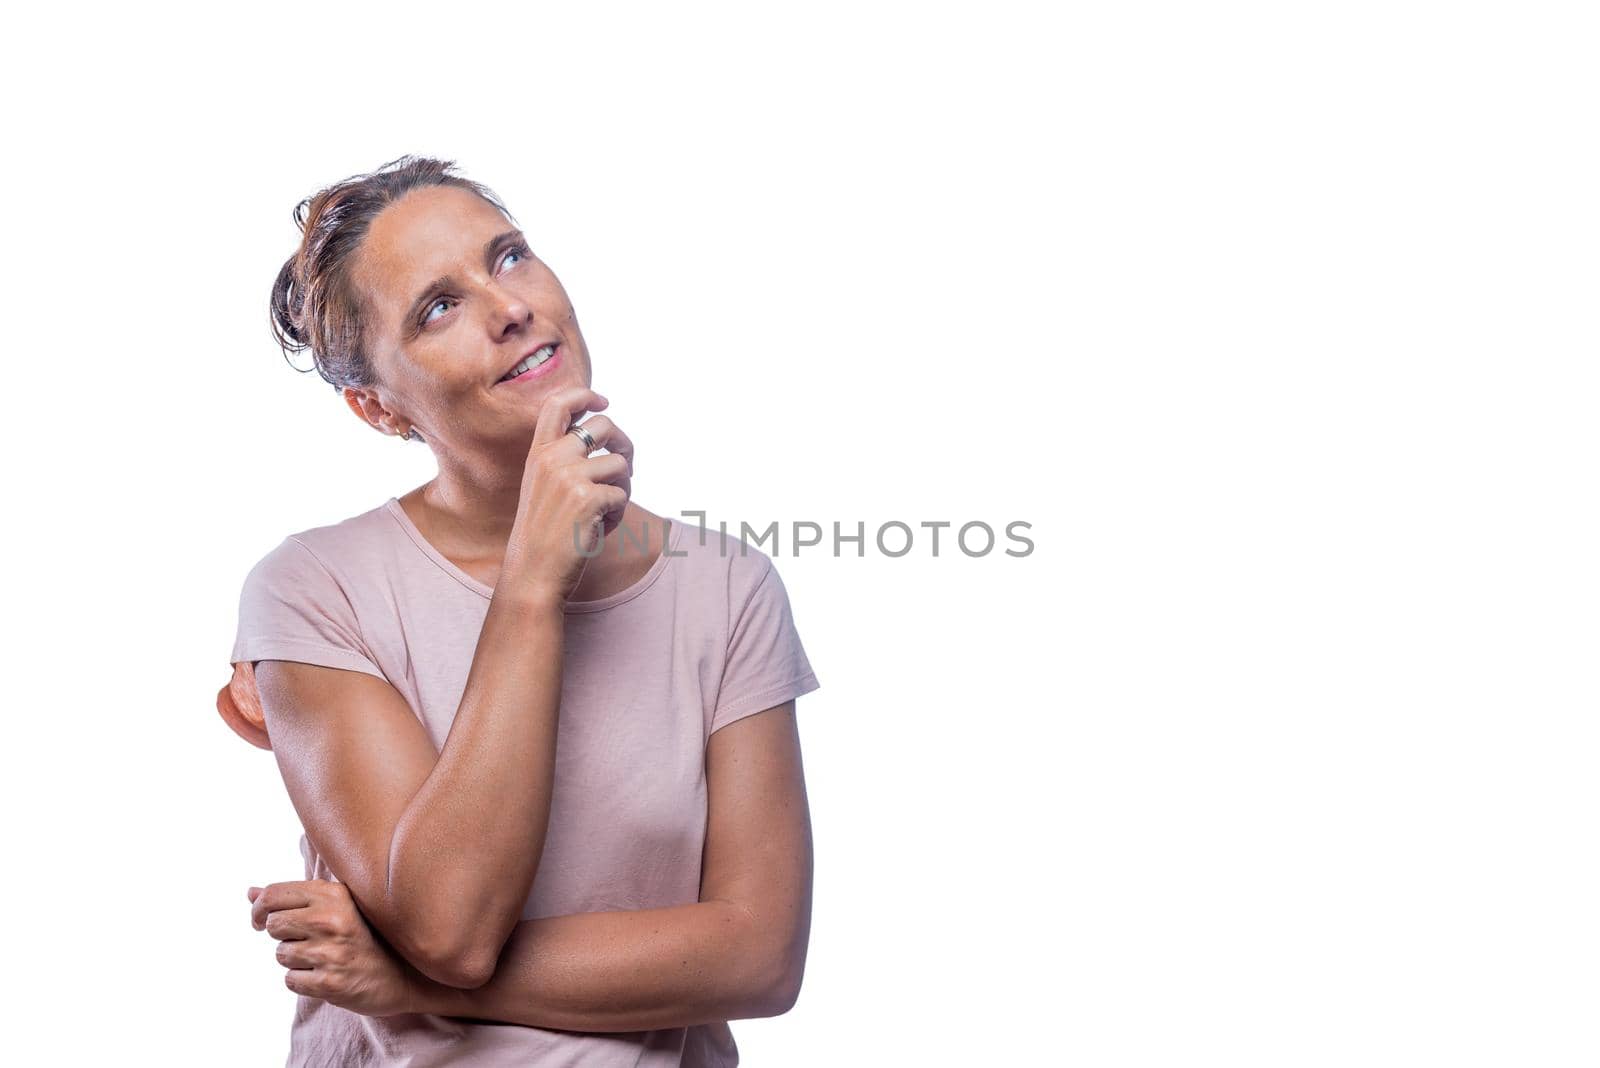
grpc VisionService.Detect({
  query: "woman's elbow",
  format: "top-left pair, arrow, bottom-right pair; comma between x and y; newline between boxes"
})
392,923 -> 501,990
410,940 -> 498,990
749,946 -> 807,1018
724,900 -> 809,1018
753,974 -> 802,1018
375,880 -> 520,990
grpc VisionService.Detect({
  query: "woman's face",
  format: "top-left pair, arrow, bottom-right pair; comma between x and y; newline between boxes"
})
346,184 -> 592,451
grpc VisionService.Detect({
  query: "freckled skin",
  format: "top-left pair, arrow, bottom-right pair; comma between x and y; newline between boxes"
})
341,183 -> 664,600
342,184 -> 594,456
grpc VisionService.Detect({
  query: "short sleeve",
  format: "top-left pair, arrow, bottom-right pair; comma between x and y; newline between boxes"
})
710,555 -> 820,735
230,536 -> 387,682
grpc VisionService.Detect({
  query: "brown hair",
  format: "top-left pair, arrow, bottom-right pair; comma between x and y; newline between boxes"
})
269,154 -> 517,392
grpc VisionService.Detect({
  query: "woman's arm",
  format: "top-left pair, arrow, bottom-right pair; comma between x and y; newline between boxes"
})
253,388 -> 631,991
412,700 -> 813,1029
256,584 -> 565,990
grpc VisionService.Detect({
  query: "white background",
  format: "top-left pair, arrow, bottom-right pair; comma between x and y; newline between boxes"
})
3,2 -> 1595,1065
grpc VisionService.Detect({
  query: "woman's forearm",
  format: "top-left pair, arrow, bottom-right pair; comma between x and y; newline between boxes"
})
408,901 -> 795,1031
383,583 -> 566,986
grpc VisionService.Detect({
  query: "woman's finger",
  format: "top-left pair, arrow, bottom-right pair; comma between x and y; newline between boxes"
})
534,387 -> 608,447
569,419 -> 635,539
264,905 -> 317,941
576,452 -> 632,535
579,450 -> 632,486
285,969 -> 319,997
564,414 -> 635,469
275,938 -> 320,970
250,882 -> 316,931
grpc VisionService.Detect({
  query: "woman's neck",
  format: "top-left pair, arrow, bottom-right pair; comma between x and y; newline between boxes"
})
399,477 -> 664,601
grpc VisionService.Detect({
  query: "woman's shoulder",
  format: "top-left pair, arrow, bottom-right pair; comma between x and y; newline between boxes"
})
242,497 -> 398,584
292,496 -> 396,544
664,512 -> 781,596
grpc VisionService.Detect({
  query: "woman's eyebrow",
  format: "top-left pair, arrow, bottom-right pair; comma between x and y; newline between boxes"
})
402,229 -> 525,325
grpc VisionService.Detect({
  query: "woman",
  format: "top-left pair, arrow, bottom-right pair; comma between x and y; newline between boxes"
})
218,155 -> 820,1067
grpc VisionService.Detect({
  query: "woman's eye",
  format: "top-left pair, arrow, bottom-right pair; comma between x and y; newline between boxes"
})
502,245 -> 530,270
422,297 -> 453,326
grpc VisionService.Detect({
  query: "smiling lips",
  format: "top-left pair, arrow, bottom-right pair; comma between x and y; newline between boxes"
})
497,342 -> 561,385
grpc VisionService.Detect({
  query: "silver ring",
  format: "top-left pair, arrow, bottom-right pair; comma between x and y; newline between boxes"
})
567,423 -> 598,451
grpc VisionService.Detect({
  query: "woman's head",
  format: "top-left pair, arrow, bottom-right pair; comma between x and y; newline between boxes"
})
270,155 -> 592,453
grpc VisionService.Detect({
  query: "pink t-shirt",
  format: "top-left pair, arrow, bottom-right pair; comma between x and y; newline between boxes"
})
229,496 -> 820,1067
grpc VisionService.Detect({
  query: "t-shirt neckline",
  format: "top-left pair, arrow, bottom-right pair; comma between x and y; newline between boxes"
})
382,496 -> 681,612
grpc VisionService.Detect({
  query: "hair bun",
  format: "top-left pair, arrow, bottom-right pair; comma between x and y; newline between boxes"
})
269,257 -> 312,353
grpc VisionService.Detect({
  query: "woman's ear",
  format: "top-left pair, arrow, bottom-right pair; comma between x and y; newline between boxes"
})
217,660 -> 273,750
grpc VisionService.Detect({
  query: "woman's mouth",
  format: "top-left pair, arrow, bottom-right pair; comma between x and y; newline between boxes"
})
496,342 -> 562,385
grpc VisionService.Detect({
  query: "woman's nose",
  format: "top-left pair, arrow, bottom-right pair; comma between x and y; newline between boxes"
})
485,283 -> 534,334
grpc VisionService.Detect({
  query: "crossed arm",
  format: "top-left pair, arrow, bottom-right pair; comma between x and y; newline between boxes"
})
246,653 -> 812,1031
408,700 -> 813,1030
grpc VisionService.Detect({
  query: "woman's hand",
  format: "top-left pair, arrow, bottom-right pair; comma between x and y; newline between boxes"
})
503,386 -> 636,604
248,879 -> 423,1018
